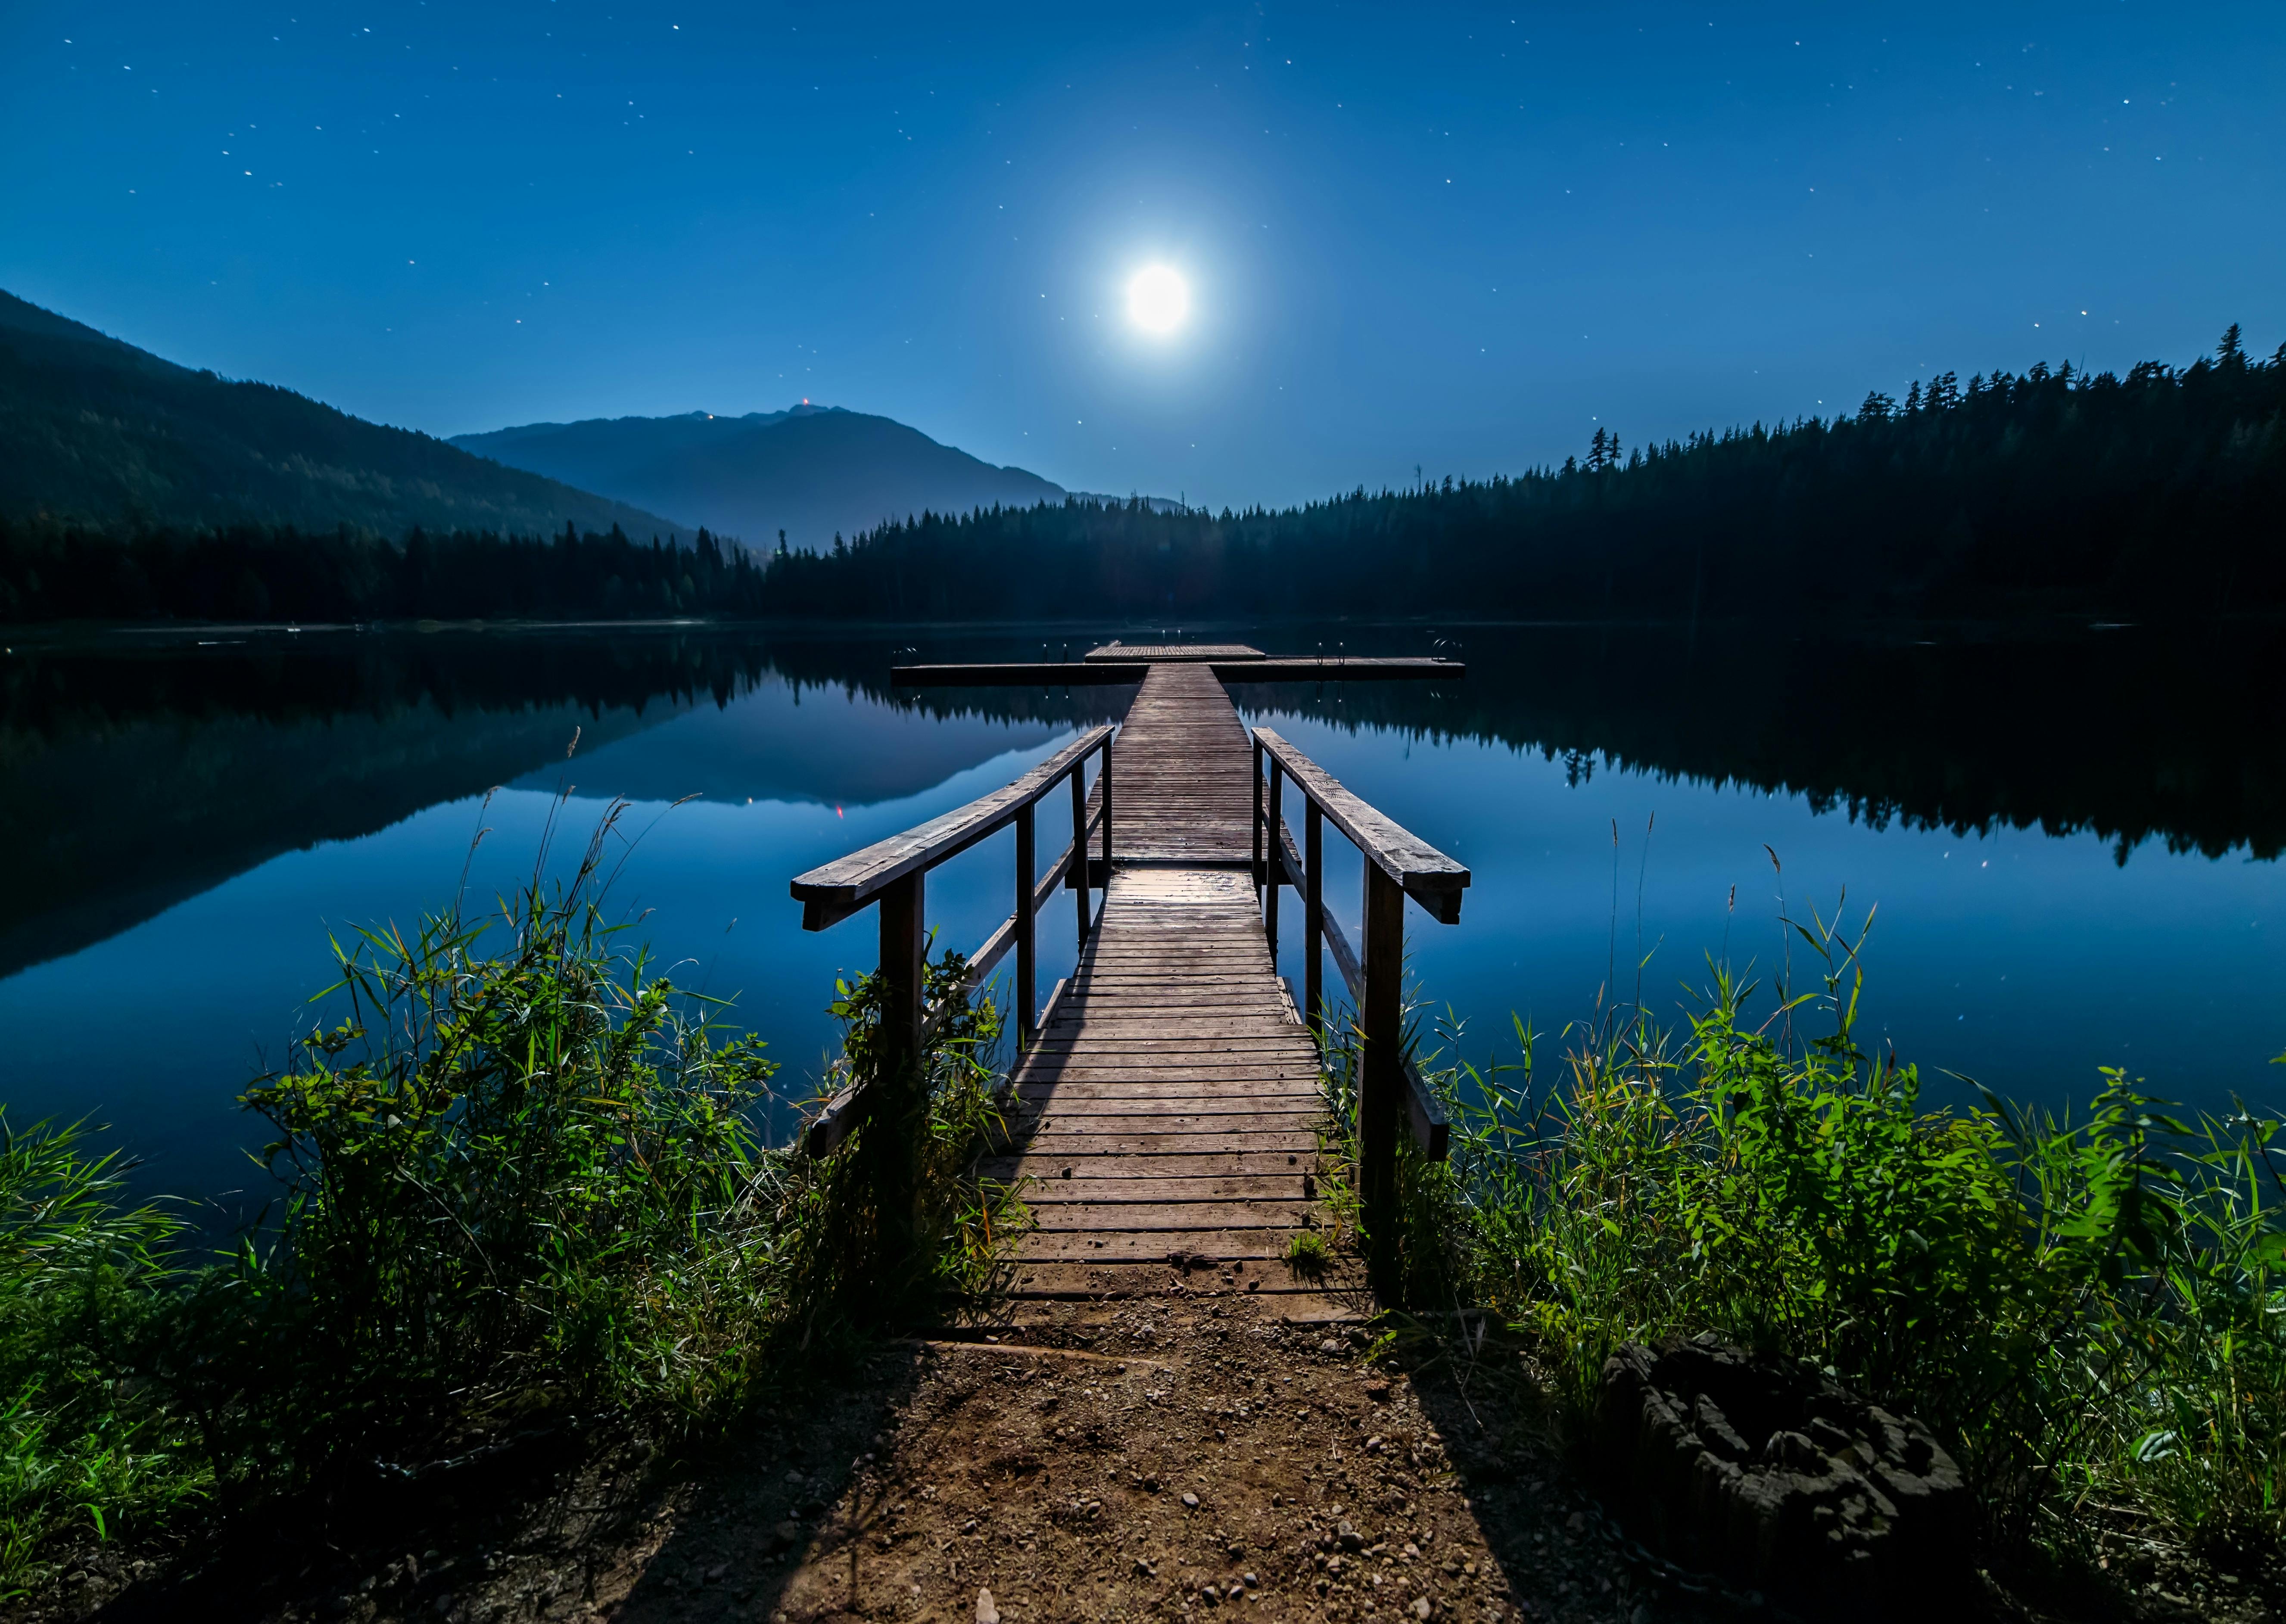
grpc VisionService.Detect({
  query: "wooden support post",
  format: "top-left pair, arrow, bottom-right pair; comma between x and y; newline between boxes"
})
1100,734 -> 1114,875
1360,862 -> 1405,1296
1015,803 -> 1036,1045
871,869 -> 926,1260
1265,762 -> 1283,957
1252,737 -> 1264,893
1305,800 -> 1324,1040
1071,761 -> 1090,946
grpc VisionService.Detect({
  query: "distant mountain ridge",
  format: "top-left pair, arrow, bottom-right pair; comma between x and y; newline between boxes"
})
0,290 -> 687,541
452,407 -> 1179,549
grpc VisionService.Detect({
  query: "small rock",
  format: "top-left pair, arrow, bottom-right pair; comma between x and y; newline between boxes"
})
1319,1339 -> 1343,1355
1630,1607 -> 1652,1624
976,1585 -> 1001,1624
1182,1491 -> 1201,1509
705,1563 -> 729,1583
1412,1599 -> 1433,1620
1243,1572 -> 1259,1588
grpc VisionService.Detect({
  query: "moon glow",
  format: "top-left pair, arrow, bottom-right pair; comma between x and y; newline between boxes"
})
1126,264 -> 1190,335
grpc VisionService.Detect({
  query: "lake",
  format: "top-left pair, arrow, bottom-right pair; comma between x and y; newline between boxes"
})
2,618 -> 2281,1219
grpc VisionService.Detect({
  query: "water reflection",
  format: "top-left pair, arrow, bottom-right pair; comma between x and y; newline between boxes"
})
0,619 -> 2277,1211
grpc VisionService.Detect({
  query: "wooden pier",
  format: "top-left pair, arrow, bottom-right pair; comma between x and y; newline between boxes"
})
790,642 -> 1468,1307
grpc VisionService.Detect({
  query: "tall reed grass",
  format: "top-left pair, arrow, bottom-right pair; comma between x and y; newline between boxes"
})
0,799 -> 1020,1593
1331,902 -> 2286,1573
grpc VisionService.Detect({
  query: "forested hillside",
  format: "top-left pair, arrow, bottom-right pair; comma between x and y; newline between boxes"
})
758,327 -> 2286,620
5,327 -> 2278,624
0,518 -> 756,623
0,291 -> 685,541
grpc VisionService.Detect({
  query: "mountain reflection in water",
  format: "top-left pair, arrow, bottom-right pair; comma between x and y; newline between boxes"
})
0,618 -> 2277,1210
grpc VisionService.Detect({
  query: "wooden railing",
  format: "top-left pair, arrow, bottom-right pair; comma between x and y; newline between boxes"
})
789,724 -> 1115,1159
1252,729 -> 1470,1272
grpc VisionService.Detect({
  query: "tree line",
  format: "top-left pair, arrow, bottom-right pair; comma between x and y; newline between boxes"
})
0,519 -> 765,622
758,326 -> 2286,620
4,326 -> 2280,624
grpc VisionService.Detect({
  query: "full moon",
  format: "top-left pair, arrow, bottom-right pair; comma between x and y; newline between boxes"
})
1126,264 -> 1190,334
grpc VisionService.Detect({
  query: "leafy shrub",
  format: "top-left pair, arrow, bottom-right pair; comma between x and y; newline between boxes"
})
0,801 -> 1023,1586
1350,904 -> 2286,1564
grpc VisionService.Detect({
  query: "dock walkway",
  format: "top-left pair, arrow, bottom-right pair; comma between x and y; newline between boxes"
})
791,644 -> 1467,1316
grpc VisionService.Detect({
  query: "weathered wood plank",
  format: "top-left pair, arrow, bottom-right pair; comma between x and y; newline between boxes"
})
1026,1198 -> 1316,1229
791,725 -> 1111,921
1084,643 -> 1265,662
1255,726 -> 1470,922
983,1151 -> 1313,1180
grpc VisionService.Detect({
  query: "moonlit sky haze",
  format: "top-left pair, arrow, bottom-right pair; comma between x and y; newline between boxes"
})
6,3 -> 2283,507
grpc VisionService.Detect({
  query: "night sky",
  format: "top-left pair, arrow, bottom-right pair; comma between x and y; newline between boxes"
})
6,3 -> 2282,508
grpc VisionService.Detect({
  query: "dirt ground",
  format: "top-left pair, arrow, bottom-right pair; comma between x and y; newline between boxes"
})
41,1291 -> 2274,1624
58,1290 -> 1770,1624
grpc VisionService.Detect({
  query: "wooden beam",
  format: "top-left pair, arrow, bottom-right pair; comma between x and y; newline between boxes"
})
1304,802 -> 1324,1041
1360,862 -> 1405,1292
1253,728 -> 1470,922
1085,642 -> 1264,662
791,724 -> 1113,923
1215,657 -> 1463,681
888,656 -> 1464,687
891,662 -> 1145,685
870,869 -> 925,1255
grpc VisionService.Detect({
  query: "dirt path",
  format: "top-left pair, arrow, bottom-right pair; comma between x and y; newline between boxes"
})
327,1299 -> 1712,1624
56,1299 -> 1742,1624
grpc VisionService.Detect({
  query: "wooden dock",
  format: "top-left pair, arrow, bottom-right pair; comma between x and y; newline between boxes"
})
790,645 -> 1469,1312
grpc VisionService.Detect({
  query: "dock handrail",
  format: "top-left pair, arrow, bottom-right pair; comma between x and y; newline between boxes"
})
790,723 -> 1114,1157
1252,728 -> 1468,1276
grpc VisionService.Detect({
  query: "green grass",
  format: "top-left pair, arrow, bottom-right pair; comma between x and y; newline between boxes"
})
1325,900 -> 2286,1577
1284,1230 -> 1333,1280
0,798 -> 1022,1593
0,1119 -> 211,1594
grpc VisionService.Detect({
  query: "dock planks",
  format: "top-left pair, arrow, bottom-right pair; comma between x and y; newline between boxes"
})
990,768 -> 1357,1304
1089,663 -> 1257,868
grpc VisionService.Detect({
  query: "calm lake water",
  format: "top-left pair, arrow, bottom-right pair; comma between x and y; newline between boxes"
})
2,619 -> 2281,1216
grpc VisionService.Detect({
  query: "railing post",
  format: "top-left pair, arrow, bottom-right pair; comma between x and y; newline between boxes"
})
1252,736 -> 1264,894
1361,862 -> 1405,1296
1265,760 -> 1283,957
1071,759 -> 1090,946
871,869 -> 926,1258
1305,800 -> 1324,1040
1015,803 -> 1037,1045
1100,733 -> 1114,876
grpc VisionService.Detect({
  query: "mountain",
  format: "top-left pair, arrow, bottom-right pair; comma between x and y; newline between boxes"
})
0,290 -> 687,541
451,405 -> 1070,549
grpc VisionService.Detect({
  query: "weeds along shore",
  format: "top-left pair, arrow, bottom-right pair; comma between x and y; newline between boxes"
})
0,799 -> 1023,1599
3,823 -> 2282,1610
1334,902 -> 2286,1599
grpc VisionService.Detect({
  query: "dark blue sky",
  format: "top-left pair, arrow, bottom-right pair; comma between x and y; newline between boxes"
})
7,2 -> 2281,507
